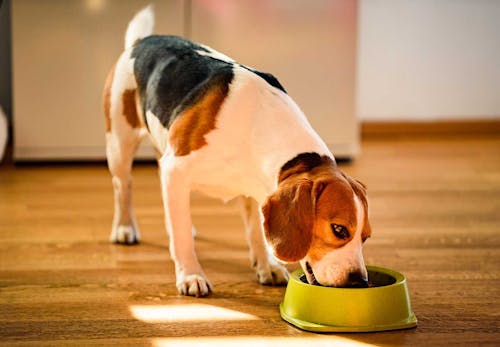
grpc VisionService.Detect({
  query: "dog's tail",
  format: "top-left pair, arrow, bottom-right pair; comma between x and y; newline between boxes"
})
125,5 -> 155,50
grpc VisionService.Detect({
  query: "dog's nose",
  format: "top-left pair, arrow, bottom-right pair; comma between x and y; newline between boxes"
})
346,271 -> 369,288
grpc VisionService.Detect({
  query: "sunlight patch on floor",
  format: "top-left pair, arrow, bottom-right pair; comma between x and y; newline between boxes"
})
129,304 -> 259,322
152,336 -> 377,347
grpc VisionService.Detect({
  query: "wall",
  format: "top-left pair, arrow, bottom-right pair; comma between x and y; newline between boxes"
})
357,0 -> 500,121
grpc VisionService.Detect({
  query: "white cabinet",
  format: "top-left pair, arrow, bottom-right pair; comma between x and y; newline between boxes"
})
12,0 -> 185,160
13,0 -> 358,160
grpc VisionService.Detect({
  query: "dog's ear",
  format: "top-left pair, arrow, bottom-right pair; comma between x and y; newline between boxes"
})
262,179 -> 314,262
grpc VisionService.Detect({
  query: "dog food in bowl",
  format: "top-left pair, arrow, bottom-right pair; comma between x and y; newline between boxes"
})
299,269 -> 397,288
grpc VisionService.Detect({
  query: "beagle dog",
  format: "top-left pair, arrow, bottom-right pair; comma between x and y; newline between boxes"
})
103,6 -> 372,297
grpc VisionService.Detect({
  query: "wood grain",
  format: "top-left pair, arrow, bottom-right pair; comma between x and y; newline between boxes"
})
1,135 -> 499,346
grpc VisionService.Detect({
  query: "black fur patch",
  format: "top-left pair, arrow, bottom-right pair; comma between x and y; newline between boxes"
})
280,152 -> 335,182
131,35 -> 287,129
244,67 -> 287,93
132,35 -> 234,129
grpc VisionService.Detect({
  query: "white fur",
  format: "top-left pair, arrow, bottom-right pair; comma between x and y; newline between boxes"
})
196,46 -> 235,63
125,5 -> 154,50
106,50 -> 144,245
175,66 -> 332,204
159,152 -> 211,296
145,110 -> 169,152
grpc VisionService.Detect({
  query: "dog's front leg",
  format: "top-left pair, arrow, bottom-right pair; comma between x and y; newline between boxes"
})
159,156 -> 211,297
238,197 -> 289,285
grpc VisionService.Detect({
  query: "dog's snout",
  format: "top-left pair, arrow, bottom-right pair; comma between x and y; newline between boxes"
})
346,271 -> 369,288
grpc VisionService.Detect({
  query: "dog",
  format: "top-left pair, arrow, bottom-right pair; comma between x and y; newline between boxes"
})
103,6 -> 372,297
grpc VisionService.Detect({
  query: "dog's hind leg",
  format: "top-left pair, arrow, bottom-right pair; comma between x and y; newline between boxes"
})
238,196 -> 289,285
103,56 -> 145,245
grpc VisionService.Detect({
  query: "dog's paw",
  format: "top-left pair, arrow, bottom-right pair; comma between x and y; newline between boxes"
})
176,273 -> 212,297
255,262 -> 289,286
110,225 -> 140,244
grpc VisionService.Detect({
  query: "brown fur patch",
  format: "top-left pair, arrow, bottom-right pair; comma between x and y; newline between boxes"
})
169,83 -> 229,156
103,64 -> 116,132
262,179 -> 315,262
307,173 -> 358,263
122,89 -> 140,128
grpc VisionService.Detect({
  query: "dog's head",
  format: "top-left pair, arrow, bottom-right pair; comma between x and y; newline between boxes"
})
262,155 -> 371,287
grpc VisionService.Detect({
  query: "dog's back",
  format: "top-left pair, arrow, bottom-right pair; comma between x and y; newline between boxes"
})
131,35 -> 235,134
115,6 -> 287,152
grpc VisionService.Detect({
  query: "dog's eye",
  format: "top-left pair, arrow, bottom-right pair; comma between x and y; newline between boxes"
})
331,224 -> 350,240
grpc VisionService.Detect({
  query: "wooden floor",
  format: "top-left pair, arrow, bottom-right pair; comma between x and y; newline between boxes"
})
1,135 -> 499,346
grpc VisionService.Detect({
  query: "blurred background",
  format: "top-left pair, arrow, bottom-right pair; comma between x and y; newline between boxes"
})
0,0 -> 499,162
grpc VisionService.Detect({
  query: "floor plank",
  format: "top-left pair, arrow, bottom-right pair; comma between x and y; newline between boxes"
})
1,135 -> 499,346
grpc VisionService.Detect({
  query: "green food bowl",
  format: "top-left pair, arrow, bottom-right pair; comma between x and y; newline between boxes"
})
280,265 -> 417,332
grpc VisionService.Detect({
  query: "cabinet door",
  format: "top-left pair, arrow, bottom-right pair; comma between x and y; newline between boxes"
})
191,0 -> 359,157
12,0 -> 184,160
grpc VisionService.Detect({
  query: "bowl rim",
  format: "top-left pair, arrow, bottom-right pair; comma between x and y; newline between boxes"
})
292,265 -> 406,290
290,265 -> 406,291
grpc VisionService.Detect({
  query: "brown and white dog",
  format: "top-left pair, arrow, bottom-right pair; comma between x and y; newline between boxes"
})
103,6 -> 372,297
